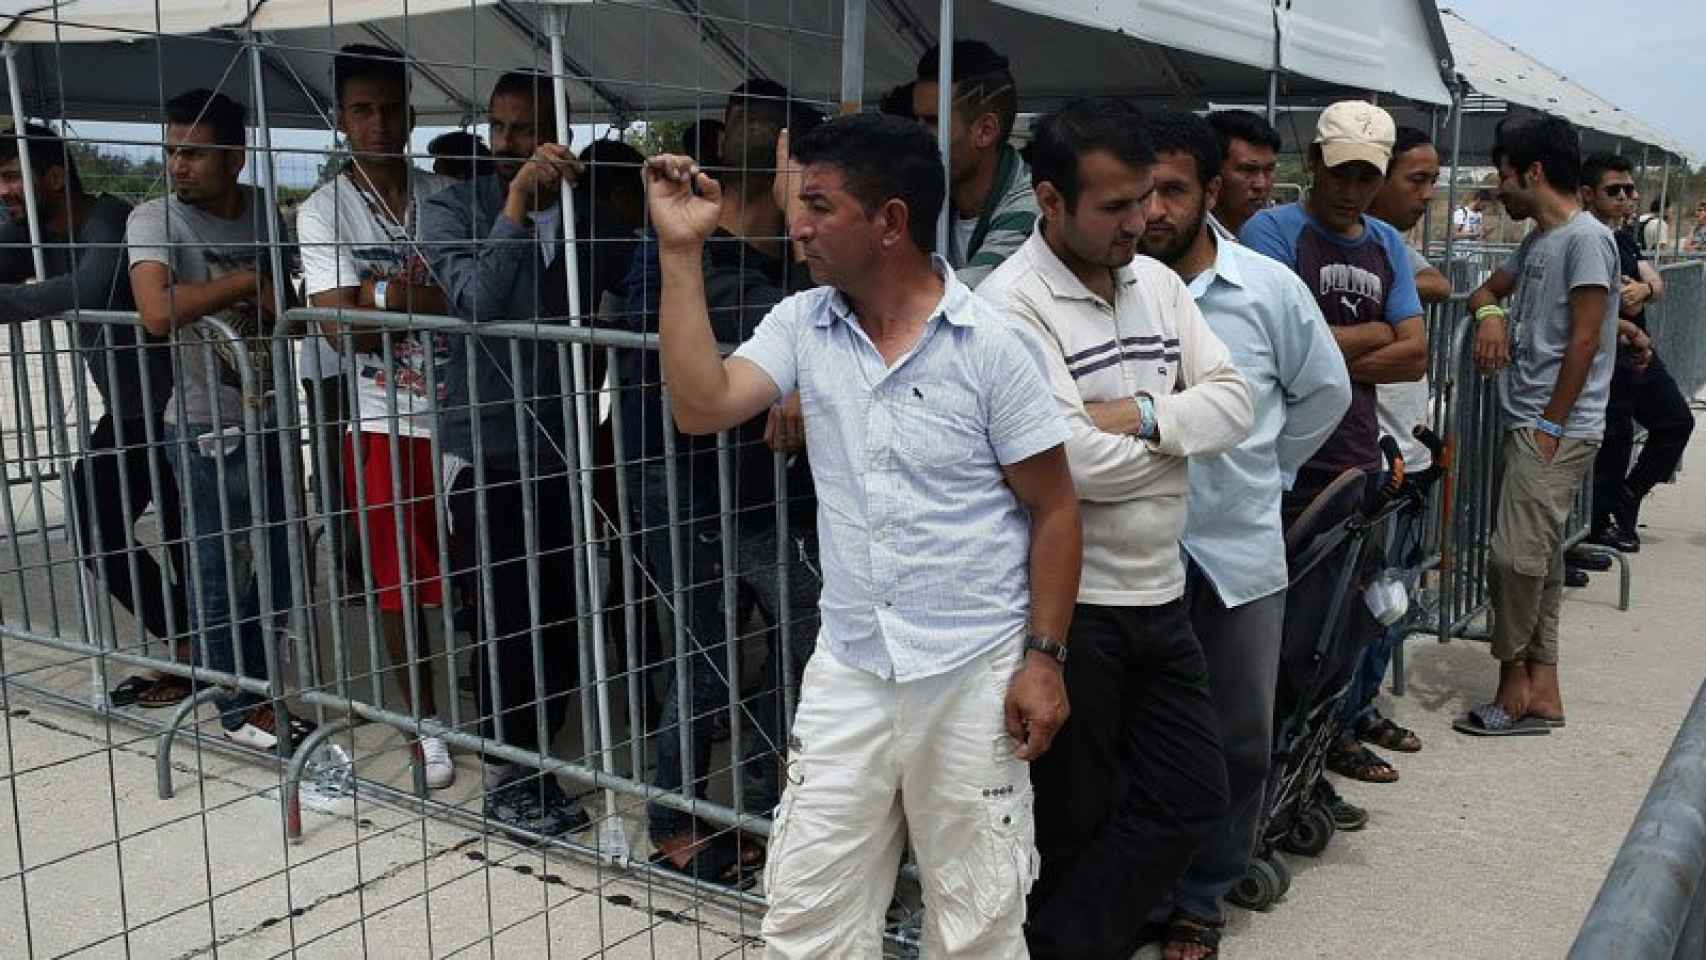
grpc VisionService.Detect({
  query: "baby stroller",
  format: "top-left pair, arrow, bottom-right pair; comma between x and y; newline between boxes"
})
1227,428 -> 1444,910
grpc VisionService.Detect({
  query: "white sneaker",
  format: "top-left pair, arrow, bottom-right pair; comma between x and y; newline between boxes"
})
417,735 -> 455,789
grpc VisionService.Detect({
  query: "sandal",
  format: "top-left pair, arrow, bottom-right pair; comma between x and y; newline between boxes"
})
649,832 -> 757,890
1325,742 -> 1400,783
1358,717 -> 1423,753
136,675 -> 193,709
1163,914 -> 1222,960
108,675 -> 156,708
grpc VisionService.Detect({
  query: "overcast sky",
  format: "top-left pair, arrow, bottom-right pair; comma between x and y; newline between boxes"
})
1443,1 -> 1706,163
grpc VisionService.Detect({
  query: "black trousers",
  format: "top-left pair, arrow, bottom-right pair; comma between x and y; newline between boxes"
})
1595,354 -> 1695,525
71,414 -> 187,644
448,467 -> 579,757
1026,599 -> 1230,960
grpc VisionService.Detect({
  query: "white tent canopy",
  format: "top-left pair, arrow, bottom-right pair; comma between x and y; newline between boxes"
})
1439,7 -> 1689,161
1,0 -> 1454,133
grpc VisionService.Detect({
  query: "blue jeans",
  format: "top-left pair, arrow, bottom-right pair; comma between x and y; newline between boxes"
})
634,460 -> 821,840
164,421 -> 292,729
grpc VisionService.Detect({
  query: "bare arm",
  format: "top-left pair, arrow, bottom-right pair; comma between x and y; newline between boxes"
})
1348,315 -> 1427,383
1471,267 -> 1518,373
310,279 -> 451,351
1540,286 -> 1609,429
1415,265 -> 1453,304
1000,443 -> 1080,762
1332,321 -> 1397,360
130,260 -> 259,337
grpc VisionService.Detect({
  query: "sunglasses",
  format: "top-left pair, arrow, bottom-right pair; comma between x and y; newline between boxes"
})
1602,184 -> 1636,197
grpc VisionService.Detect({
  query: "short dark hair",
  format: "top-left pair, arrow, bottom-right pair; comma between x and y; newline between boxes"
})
916,40 -> 1018,141
678,117 -> 723,165
1650,198 -> 1662,214
1392,125 -> 1432,160
427,130 -> 491,178
1207,110 -> 1281,159
1491,113 -> 1581,191
164,88 -> 246,148
334,44 -> 406,104
879,82 -> 915,119
1141,111 -> 1221,189
1580,151 -> 1634,190
0,123 -> 81,193
1029,97 -> 1156,210
791,112 -> 944,253
576,138 -> 645,200
1474,188 -> 1494,203
491,69 -> 573,128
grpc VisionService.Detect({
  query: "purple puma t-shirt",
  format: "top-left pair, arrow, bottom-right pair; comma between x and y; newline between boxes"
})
1240,203 -> 1422,472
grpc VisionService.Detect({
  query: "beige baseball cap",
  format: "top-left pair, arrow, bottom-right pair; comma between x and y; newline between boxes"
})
1315,101 -> 1396,173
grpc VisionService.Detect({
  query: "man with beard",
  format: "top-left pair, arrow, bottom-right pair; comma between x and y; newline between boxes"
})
127,89 -> 303,750
1460,115 -> 1618,737
1129,112 -> 1349,960
420,69 -> 603,839
0,125 -> 187,708
980,98 -> 1254,960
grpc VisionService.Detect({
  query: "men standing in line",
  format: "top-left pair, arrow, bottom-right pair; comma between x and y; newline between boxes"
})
1239,100 -> 1426,825
980,98 -> 1254,960
1579,152 -> 1693,553
647,113 -> 1081,957
127,89 -> 301,749
1132,112 -> 1350,960
911,40 -> 1037,286
0,125 -> 187,707
297,45 -> 458,789
1207,110 -> 1281,238
1454,189 -> 1493,241
1459,115 -> 1619,737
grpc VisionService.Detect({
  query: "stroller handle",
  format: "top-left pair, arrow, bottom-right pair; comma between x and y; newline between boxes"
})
1411,424 -> 1445,461
1379,435 -> 1406,498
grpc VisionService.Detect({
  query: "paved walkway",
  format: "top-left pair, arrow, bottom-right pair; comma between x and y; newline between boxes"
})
3,426 -> 1703,959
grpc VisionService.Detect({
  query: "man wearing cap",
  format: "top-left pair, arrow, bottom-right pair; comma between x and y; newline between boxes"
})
1239,100 -> 1427,830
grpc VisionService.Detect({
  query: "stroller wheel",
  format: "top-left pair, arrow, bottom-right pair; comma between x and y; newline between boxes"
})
1226,858 -> 1284,912
1267,853 -> 1293,897
1282,807 -> 1335,857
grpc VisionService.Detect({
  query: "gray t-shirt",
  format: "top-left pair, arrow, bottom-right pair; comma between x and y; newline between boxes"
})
1497,211 -> 1619,440
126,187 -> 290,428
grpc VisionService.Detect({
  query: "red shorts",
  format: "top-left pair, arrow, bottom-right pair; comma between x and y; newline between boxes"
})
342,432 -> 445,612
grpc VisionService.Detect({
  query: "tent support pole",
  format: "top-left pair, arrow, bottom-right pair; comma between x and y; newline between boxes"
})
1657,154 -> 1672,257
936,0 -> 954,255
1422,104 -> 1441,258
542,3 -> 628,866
841,0 -> 867,114
1441,77 -> 1465,274
3,45 -> 47,281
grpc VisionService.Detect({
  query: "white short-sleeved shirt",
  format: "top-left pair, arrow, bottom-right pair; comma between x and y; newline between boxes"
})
298,168 -> 456,436
732,257 -> 1068,682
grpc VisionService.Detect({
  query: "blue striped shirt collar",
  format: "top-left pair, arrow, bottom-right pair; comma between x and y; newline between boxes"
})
817,254 -> 981,328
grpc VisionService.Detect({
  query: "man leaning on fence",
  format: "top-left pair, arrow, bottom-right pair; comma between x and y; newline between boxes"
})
0,125 -> 192,710
1578,152 -> 1694,556
297,45 -> 459,789
1458,115 -> 1620,738
1135,110 -> 1350,959
646,113 -> 1082,957
126,89 -> 305,751
622,80 -> 826,890
419,69 -> 607,840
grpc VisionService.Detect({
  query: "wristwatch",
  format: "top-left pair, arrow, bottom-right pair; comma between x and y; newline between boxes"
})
1023,633 -> 1068,664
1134,393 -> 1159,441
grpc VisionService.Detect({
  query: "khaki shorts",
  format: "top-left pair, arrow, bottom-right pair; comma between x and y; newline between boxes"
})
1488,429 -> 1597,663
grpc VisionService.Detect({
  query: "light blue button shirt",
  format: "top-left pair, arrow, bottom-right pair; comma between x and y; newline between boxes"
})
732,259 -> 1068,681
1182,237 -> 1352,607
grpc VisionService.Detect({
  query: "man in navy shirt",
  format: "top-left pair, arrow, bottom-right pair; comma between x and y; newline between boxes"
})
1240,101 -> 1427,517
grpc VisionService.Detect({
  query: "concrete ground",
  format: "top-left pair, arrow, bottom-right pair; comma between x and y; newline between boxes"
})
3,423 -> 1703,958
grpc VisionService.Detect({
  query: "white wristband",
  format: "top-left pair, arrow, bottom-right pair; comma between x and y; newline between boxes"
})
373,279 -> 390,311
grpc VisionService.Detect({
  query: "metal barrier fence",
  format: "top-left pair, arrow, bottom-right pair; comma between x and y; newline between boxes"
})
1569,678 -> 1706,960
1647,261 -> 1706,405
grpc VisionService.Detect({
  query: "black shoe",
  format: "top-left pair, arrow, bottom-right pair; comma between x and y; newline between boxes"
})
1564,564 -> 1591,588
1317,780 -> 1368,832
485,772 -> 591,841
1566,547 -> 1612,572
1588,516 -> 1640,554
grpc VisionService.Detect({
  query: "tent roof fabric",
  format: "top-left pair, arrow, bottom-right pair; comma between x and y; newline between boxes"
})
1440,7 -> 1690,160
1,0 -> 1454,133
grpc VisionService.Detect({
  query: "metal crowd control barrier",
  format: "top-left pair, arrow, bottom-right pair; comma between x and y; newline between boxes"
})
1647,261 -> 1706,406
1569,678 -> 1706,959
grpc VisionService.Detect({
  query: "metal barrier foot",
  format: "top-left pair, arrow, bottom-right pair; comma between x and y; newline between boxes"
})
283,717 -> 358,843
155,687 -> 226,800
1572,544 -> 1632,611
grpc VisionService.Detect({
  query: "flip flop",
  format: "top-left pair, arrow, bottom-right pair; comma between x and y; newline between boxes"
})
108,675 -> 156,708
1524,714 -> 1567,729
136,675 -> 193,708
1453,703 -> 1552,737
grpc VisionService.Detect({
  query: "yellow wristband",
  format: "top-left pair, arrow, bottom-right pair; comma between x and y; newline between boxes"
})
1474,304 -> 1506,321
